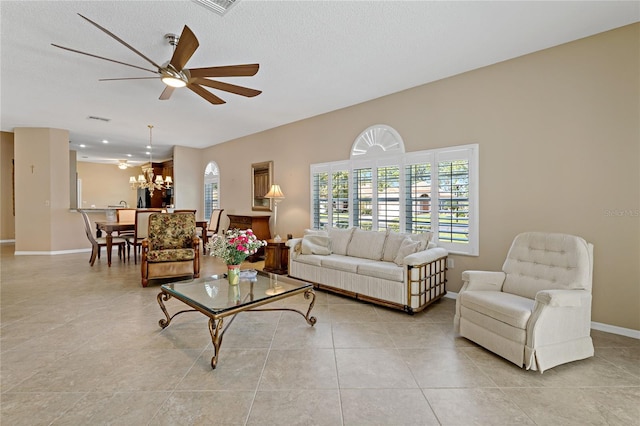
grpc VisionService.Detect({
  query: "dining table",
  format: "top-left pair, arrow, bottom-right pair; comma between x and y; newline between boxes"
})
95,220 -> 209,267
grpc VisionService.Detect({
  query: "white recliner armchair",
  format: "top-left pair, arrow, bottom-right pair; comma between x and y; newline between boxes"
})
454,232 -> 594,373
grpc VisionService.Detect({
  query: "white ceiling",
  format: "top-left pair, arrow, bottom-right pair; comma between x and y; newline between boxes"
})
1,1 -> 638,167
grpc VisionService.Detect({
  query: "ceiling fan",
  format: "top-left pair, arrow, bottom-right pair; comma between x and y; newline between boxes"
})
52,13 -> 261,105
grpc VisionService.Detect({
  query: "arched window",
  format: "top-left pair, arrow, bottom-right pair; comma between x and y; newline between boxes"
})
204,161 -> 220,221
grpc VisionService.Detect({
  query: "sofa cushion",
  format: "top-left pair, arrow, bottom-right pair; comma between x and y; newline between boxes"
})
460,291 -> 534,329
357,261 -> 404,282
393,238 -> 421,266
502,232 -> 593,299
347,228 -> 387,260
327,227 -> 355,255
320,254 -> 376,273
301,235 -> 331,255
294,254 -> 324,266
147,248 -> 195,262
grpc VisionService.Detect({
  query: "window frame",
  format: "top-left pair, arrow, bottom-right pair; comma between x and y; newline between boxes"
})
310,144 -> 479,256
204,161 -> 220,221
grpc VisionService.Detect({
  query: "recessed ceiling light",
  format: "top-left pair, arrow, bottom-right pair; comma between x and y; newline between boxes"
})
146,145 -> 151,149
102,139 -> 109,144
145,151 -> 150,155
127,154 -> 132,157
79,144 -> 86,148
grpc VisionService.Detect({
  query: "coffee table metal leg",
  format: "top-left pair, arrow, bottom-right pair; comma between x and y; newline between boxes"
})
304,289 -> 317,326
208,317 -> 225,369
157,292 -> 172,328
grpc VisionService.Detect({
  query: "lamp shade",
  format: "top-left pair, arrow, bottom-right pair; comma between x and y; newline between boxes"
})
264,184 -> 285,199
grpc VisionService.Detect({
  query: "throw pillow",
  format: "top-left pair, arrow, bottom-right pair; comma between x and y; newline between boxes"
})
327,227 -> 355,255
301,235 -> 331,255
304,229 -> 329,237
382,231 -> 408,262
393,238 -> 421,266
406,232 -> 432,251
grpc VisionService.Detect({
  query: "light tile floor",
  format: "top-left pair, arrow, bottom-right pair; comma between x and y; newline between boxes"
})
1,244 -> 639,425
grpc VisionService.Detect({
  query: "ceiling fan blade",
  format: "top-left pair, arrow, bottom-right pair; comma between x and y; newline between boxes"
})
77,13 -> 162,69
193,78 -> 261,98
99,77 -> 160,81
188,84 -> 226,105
187,64 -> 260,78
159,86 -> 176,100
51,44 -> 157,74
170,26 -> 199,71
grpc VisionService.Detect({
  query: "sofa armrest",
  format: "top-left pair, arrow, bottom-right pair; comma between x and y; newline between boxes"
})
526,289 -> 592,359
535,289 -> 588,307
460,270 -> 506,292
404,247 -> 448,266
454,270 -> 507,332
286,238 -> 302,259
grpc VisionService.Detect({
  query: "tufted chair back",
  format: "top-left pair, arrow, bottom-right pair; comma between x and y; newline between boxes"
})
502,232 -> 593,300
147,213 -> 196,250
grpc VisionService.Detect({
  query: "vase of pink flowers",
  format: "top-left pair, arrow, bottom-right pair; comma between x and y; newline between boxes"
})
206,228 -> 266,285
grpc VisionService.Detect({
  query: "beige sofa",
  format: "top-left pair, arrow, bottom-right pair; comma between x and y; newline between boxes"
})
287,227 -> 448,313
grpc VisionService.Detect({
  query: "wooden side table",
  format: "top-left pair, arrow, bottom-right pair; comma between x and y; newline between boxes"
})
227,214 -> 270,262
263,239 -> 289,275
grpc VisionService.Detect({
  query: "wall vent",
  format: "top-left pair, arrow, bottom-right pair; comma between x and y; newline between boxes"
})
87,115 -> 111,122
192,0 -> 238,16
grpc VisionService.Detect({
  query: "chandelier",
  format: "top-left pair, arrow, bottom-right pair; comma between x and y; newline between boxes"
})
129,125 -> 172,197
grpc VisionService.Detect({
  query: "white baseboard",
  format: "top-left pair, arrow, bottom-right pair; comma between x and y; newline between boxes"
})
1,239 -> 16,244
443,291 -> 639,340
14,248 -> 91,255
591,322 -> 640,339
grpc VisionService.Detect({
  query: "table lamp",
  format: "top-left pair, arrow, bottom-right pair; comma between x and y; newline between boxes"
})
264,184 -> 285,242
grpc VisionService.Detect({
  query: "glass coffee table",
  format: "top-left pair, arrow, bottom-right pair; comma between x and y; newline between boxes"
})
156,270 -> 316,369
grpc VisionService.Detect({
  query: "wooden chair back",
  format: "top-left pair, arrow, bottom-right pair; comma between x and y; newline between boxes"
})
79,210 -> 98,246
117,208 -> 136,223
135,209 -> 164,239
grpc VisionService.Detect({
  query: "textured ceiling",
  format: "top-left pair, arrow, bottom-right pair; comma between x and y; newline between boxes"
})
1,1 -> 638,166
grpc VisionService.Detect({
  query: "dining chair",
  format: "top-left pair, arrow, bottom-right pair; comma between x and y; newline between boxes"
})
79,210 -> 127,266
174,209 -> 197,214
202,208 -> 224,253
133,208 -> 164,264
116,208 -> 136,258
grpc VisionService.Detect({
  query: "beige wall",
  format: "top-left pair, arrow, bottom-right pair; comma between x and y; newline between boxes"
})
76,162 -> 140,209
200,24 -> 639,330
1,131 -> 16,241
173,145 -> 205,220
13,127 -> 79,252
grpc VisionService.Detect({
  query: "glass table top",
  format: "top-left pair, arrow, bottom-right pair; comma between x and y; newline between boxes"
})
160,270 -> 312,316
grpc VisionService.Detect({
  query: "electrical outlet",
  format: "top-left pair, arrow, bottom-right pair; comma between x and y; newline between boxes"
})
447,258 -> 455,269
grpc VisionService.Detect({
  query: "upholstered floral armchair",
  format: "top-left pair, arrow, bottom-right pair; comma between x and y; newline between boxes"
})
454,232 -> 594,373
141,213 -> 200,287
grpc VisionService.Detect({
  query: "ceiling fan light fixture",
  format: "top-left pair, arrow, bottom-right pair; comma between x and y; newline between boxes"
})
160,66 -> 188,88
162,76 -> 187,88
